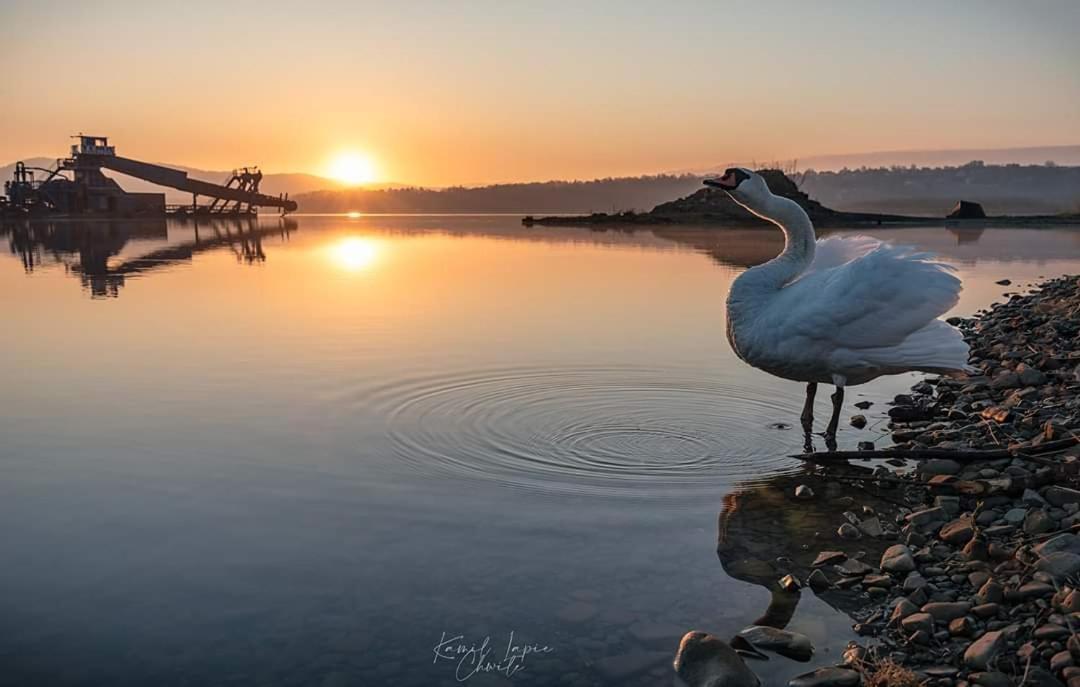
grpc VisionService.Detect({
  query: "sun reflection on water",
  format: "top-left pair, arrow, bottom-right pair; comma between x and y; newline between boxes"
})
329,236 -> 381,271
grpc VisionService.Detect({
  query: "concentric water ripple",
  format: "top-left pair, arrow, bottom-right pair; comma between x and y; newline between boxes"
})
369,365 -> 805,498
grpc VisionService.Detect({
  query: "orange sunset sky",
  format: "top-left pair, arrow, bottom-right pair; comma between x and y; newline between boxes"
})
2,1 -> 1078,186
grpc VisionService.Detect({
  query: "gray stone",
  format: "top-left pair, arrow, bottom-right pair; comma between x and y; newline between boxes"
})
812,551 -> 846,567
906,507 -> 948,528
794,484 -> 815,500
849,415 -> 867,429
807,569 -> 830,592
903,572 -> 928,592
1003,508 -> 1029,525
674,632 -> 756,687
964,629 -> 1004,670
881,544 -> 916,573
940,518 -> 975,545
836,558 -> 873,576
788,667 -> 861,687
1016,363 -> 1048,386
970,672 -> 1011,687
1034,623 -> 1070,641
1035,534 -> 1080,557
901,612 -> 934,635
736,625 -> 813,662
1037,552 -> 1080,580
922,601 -> 972,622
1025,510 -> 1056,535
837,523 -> 860,540
1045,486 -> 1080,508
1024,488 -> 1048,506
891,598 -> 919,623
858,516 -> 884,538
921,459 -> 962,476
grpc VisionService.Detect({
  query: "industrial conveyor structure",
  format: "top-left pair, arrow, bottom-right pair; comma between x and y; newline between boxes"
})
2,135 -> 297,217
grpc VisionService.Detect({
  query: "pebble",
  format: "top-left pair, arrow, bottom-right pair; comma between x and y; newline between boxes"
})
964,630 -> 1005,670
788,667 -> 861,687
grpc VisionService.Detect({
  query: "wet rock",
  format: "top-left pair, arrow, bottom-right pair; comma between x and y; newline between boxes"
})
1025,510 -> 1056,535
864,574 -> 892,588
807,569 -> 830,592
922,601 -> 972,622
674,632 -> 758,687
1026,667 -> 1067,687
1016,363 -> 1048,386
972,603 -> 1000,618
812,551 -> 846,567
881,544 -> 916,573
970,672 -> 1011,687
904,572 -> 928,592
858,517 -> 884,538
837,558 -> 873,576
857,441 -> 875,451
1037,534 -> 1080,557
901,612 -> 934,635
1018,581 -> 1055,599
795,484 -> 815,500
964,629 -> 1004,670
990,372 -> 1021,390
837,523 -> 861,540
788,667 -> 861,687
1035,623 -> 1071,641
1004,508 -> 1029,525
1052,650 -> 1075,674
921,459 -> 963,476
940,518 -> 975,545
1037,552 -> 1080,580
906,507 -> 948,529
849,415 -> 867,429
854,401 -> 873,410
736,625 -> 813,662
891,598 -> 920,624
949,616 -> 976,637
1045,486 -> 1080,507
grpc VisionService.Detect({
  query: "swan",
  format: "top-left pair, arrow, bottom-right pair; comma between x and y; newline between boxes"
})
703,168 -> 971,449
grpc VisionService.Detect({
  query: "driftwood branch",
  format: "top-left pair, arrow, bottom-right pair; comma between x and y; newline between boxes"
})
792,436 -> 1079,463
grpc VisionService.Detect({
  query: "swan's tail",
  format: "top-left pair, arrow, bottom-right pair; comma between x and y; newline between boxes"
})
865,319 -> 975,375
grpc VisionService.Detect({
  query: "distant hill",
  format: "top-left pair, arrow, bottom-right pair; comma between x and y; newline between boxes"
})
293,163 -> 1080,216
291,175 -> 706,214
800,161 -> 1080,216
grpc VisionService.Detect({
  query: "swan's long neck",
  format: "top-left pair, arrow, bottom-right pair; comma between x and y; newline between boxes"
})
742,194 -> 816,288
728,194 -> 816,325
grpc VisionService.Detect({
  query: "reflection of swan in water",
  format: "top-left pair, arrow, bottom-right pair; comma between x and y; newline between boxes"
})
704,169 -> 970,450
715,467 -> 896,622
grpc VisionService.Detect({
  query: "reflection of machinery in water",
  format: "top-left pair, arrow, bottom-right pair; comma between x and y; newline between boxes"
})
2,135 -> 297,217
2,217 -> 297,298
716,467 -> 898,627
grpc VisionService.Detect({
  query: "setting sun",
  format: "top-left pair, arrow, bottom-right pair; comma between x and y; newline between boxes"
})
327,152 -> 378,186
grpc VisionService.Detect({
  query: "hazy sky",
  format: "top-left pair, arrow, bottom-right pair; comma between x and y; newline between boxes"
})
2,0 -> 1078,185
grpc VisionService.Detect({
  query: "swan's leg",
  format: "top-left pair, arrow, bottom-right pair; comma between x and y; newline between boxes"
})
825,386 -> 845,451
800,383 -> 817,452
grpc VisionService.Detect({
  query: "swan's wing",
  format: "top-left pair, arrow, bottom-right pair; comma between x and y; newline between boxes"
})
803,235 -> 881,276
776,242 -> 962,349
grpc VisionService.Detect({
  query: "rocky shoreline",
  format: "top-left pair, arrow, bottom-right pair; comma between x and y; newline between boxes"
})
678,275 -> 1080,687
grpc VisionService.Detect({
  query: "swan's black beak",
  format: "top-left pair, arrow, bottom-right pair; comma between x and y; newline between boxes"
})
704,168 -> 749,191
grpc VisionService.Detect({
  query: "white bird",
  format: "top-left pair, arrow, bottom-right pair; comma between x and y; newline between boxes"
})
703,168 -> 971,449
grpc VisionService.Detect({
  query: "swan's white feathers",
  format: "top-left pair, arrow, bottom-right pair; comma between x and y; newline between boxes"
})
784,239 -> 962,348
731,237 -> 969,385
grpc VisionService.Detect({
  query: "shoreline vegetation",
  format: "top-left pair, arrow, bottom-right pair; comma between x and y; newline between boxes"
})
284,162 -> 1080,218
523,169 -> 1080,229
687,275 -> 1080,687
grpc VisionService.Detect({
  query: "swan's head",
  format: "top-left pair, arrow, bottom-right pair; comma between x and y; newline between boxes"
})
703,168 -> 771,212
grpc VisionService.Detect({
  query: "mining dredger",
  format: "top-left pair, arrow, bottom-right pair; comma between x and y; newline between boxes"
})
1,135 -> 298,217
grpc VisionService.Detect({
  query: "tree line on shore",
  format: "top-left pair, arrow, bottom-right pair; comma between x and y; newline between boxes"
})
292,162 -> 1080,216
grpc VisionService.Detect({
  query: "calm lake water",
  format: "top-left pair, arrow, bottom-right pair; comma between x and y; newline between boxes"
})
2,216 -> 1079,686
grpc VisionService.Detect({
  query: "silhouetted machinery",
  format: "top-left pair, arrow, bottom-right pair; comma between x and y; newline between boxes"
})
2,135 -> 297,217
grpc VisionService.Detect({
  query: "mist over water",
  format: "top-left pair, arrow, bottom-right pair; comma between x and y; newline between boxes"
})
1,215 -> 1079,686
